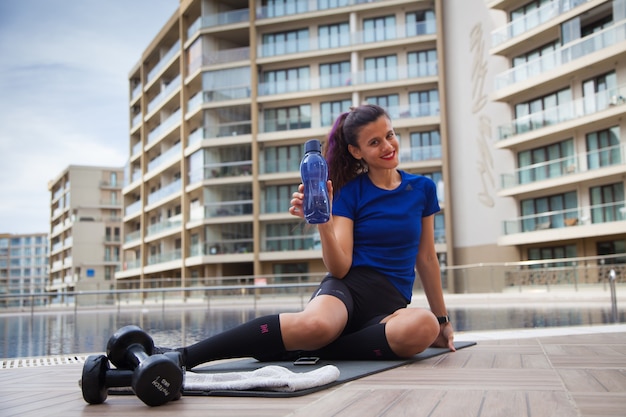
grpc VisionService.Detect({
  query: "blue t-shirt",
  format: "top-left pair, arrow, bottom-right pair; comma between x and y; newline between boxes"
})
332,170 -> 440,301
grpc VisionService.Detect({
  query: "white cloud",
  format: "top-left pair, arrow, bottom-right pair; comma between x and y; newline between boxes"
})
0,0 -> 178,234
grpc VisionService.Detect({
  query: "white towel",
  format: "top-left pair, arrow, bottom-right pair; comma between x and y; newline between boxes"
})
183,365 -> 340,392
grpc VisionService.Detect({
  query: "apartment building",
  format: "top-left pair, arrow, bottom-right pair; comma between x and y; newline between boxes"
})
117,0 -> 625,293
0,233 -> 48,307
48,165 -> 124,302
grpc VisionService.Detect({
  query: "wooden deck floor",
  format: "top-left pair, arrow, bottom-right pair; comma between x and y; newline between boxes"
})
1,328 -> 625,417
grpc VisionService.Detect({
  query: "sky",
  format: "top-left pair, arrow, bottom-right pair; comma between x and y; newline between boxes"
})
0,0 -> 179,234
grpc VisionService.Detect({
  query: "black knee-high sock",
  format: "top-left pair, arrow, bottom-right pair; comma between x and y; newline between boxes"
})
312,323 -> 399,360
182,315 -> 286,368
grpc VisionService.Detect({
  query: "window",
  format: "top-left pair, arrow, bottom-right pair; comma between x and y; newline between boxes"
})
517,139 -> 575,185
262,0 -> 308,17
520,191 -> 578,232
264,145 -> 302,174
408,49 -> 437,77
510,0 -> 552,37
527,244 -> 577,266
320,99 -> 351,127
319,61 -> 351,88
364,55 -> 397,83
318,22 -> 349,49
110,172 -> 117,187
262,66 -> 310,95
265,222 -> 311,251
590,183 -> 625,224
511,41 -> 558,81
363,15 -> 396,42
586,126 -> 621,169
597,239 -> 626,264
204,67 -> 251,101
262,29 -> 309,57
263,104 -> 311,132
408,131 -> 441,161
364,94 -> 399,118
318,0 -> 349,10
514,88 -> 572,134
406,10 -> 436,36
583,71 -> 617,113
409,89 -> 439,117
264,184 -> 299,213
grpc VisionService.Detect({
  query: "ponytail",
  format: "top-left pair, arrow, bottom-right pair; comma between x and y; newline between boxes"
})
323,104 -> 389,195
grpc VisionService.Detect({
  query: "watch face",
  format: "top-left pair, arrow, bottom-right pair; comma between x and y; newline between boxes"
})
437,315 -> 449,324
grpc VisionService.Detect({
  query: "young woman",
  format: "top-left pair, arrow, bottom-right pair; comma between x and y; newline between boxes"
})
157,104 -> 454,369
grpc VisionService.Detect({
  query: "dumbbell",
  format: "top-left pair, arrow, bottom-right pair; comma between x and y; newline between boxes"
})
106,325 -> 184,407
80,354 -> 134,404
80,353 -> 183,405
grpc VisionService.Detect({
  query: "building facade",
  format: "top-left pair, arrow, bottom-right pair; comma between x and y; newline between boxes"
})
48,165 -> 124,301
0,233 -> 48,307
117,0 -> 625,293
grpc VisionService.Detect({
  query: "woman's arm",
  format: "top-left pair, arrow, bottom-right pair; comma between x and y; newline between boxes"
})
416,215 -> 455,351
290,181 -> 353,278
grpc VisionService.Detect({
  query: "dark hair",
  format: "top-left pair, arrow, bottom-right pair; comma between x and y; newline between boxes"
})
324,104 -> 390,195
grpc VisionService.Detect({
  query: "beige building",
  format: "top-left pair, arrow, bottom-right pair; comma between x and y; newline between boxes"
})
117,0 -> 625,293
48,165 -> 124,301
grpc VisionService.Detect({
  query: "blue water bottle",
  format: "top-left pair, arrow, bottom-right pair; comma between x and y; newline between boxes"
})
300,139 -> 330,224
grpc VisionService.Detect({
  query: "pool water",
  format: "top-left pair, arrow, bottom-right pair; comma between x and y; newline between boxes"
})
0,306 -> 623,359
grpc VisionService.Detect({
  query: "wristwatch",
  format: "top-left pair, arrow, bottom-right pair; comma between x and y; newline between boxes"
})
437,315 -> 450,324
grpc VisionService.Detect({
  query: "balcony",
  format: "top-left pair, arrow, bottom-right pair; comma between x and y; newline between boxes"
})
186,86 -> 251,115
399,145 -> 442,163
256,0 -> 390,19
147,249 -> 182,266
258,23 -> 435,59
258,63 -> 437,96
503,201 -> 626,236
187,9 -> 249,38
146,178 -> 182,206
146,74 -> 181,114
263,234 -> 318,252
495,20 -> 626,90
189,47 -> 250,74
501,143 -> 625,190
189,160 -> 253,185
146,108 -> 182,148
491,0 -> 592,48
146,40 -> 181,85
125,200 -> 142,217
124,230 -> 141,244
147,142 -> 182,174
190,239 -> 253,257
146,218 -> 182,238
497,85 -> 626,140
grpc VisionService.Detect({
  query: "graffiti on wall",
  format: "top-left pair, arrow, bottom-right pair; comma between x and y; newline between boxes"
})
470,23 -> 495,208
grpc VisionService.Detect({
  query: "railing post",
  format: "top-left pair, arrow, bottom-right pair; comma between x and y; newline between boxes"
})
609,269 -> 618,323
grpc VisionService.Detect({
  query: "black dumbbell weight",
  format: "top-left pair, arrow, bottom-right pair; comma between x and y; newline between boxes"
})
80,354 -> 134,404
106,325 -> 184,407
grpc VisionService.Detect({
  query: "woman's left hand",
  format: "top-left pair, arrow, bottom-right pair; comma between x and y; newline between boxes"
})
431,323 -> 455,352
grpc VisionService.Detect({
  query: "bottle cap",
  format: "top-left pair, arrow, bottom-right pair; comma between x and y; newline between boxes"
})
304,139 -> 321,153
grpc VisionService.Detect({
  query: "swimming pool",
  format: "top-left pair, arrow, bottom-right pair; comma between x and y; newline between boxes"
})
0,304 -> 623,359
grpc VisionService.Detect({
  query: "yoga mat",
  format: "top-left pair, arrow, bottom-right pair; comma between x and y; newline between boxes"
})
183,340 -> 476,398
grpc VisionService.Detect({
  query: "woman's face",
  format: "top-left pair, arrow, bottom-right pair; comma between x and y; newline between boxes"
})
348,115 -> 399,170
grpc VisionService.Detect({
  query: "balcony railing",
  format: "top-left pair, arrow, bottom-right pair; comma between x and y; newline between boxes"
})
146,178 -> 182,206
498,85 -> 626,140
146,218 -> 182,237
147,74 -> 181,114
147,142 -> 182,173
258,63 -> 437,96
399,145 -> 442,163
186,86 -> 251,114
190,239 -> 253,256
146,40 -> 181,85
202,200 -> 253,218
124,230 -> 141,243
503,201 -> 626,235
187,123 -> 253,148
495,19 -> 626,90
188,47 -> 250,73
125,200 -> 142,217
189,160 -> 253,184
264,234 -> 318,251
187,8 -> 250,38
146,108 -> 182,146
258,23 -> 435,58
147,249 -> 182,266
491,0 -> 592,47
501,143 -> 625,189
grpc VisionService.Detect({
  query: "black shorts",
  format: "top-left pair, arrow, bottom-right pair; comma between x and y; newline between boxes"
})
310,266 -> 408,334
